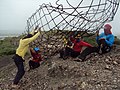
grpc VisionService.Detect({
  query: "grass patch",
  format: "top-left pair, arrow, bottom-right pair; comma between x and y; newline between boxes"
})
0,37 -> 17,55
83,36 -> 98,46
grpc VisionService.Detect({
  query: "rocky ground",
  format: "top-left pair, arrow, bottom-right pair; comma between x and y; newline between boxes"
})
0,45 -> 120,90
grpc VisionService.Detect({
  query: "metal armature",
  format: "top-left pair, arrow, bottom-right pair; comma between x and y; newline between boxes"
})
26,0 -> 119,58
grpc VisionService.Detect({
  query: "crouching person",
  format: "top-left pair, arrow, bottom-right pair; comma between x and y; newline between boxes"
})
96,24 -> 114,54
29,47 -> 42,70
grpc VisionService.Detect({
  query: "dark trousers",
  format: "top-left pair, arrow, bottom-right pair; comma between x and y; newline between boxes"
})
78,47 -> 99,60
59,48 -> 65,58
78,43 -> 112,61
59,47 -> 80,59
13,54 -> 25,85
29,60 -> 40,69
98,39 -> 111,54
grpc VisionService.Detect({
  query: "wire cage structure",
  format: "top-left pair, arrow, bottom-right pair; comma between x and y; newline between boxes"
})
26,0 -> 120,58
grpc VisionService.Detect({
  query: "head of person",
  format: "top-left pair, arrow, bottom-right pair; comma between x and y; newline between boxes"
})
34,47 -> 40,53
104,24 -> 112,35
75,34 -> 81,43
22,34 -> 33,39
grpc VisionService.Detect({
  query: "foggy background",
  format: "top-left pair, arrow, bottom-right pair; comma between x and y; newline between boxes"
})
0,0 -> 120,36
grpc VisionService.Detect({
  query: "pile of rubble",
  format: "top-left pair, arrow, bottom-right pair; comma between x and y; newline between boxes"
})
0,45 -> 120,90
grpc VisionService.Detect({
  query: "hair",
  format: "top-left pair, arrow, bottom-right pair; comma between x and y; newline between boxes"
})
22,34 -> 33,39
104,24 -> 112,35
104,24 -> 112,30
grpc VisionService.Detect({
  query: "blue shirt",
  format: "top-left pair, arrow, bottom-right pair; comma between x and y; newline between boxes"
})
96,33 -> 114,47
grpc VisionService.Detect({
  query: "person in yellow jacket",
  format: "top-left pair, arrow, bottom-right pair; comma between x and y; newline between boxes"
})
12,27 -> 40,88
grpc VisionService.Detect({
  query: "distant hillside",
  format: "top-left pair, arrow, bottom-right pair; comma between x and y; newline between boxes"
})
0,30 -> 23,36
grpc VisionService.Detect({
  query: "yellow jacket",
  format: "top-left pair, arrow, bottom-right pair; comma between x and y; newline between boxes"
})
16,31 -> 40,59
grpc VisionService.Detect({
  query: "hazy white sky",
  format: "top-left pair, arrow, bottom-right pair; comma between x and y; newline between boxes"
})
0,0 -> 120,35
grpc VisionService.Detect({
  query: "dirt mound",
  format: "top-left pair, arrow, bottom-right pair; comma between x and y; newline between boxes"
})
0,55 -> 14,68
0,45 -> 120,90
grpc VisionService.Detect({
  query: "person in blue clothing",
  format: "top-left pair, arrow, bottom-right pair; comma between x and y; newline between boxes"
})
96,24 -> 114,54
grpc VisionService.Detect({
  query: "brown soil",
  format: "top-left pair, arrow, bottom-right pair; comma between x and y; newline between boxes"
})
0,55 -> 14,68
0,45 -> 120,90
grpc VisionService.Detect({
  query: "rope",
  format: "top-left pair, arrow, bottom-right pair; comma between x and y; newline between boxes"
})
25,0 -> 119,59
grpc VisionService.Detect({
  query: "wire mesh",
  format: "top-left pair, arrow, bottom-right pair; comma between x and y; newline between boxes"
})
26,0 -> 120,58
